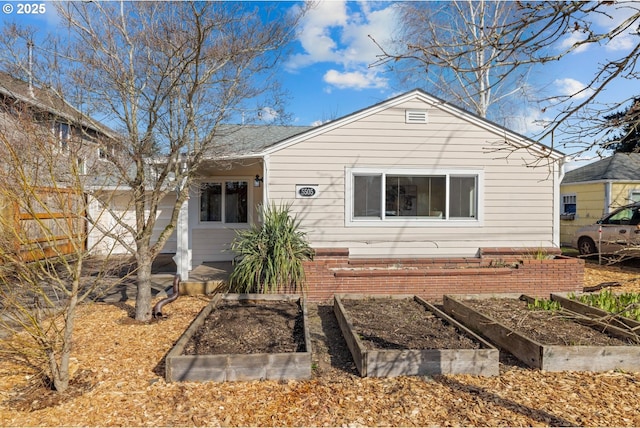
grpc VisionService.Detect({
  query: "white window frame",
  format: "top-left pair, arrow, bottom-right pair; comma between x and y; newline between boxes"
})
629,189 -> 640,203
55,121 -> 71,151
345,167 -> 483,227
197,177 -> 253,228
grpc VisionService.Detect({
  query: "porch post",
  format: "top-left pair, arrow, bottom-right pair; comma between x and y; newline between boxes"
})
173,153 -> 191,281
174,199 -> 190,281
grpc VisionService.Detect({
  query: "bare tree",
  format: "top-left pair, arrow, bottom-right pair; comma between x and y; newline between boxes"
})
371,0 -> 533,123
495,1 -> 640,156
0,77 -> 127,393
24,1 -> 305,322
372,1 -> 640,157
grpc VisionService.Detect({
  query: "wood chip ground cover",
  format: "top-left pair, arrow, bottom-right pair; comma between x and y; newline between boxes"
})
341,298 -> 480,350
2,262 -> 640,426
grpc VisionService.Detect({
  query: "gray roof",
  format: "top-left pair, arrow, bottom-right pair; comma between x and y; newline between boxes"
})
563,153 -> 640,184
0,72 -> 116,138
211,124 -> 315,157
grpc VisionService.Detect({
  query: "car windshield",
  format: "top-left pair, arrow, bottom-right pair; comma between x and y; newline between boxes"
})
600,206 -> 640,225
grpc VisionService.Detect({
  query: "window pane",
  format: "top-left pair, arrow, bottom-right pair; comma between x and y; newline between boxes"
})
225,181 -> 248,223
354,175 -> 381,218
386,175 -> 445,217
200,183 -> 221,222
450,176 -> 476,218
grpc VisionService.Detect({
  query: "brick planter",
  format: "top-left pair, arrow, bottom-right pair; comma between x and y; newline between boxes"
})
302,247 -> 584,302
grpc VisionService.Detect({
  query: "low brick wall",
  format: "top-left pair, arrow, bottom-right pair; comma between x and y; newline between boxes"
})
302,248 -> 584,303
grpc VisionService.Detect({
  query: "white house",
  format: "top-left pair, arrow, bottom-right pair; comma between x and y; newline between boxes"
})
89,89 -> 566,279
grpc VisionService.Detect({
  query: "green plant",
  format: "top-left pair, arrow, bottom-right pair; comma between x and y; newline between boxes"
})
228,203 -> 314,294
526,246 -> 552,260
576,290 -> 640,321
527,298 -> 561,312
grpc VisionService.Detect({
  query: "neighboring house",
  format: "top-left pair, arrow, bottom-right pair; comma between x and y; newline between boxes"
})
0,72 -> 114,260
89,89 -> 566,280
560,153 -> 640,246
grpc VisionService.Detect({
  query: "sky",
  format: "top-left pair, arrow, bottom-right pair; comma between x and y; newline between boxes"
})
1,0 -> 638,168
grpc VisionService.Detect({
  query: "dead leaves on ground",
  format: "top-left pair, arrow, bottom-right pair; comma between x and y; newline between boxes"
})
1,265 -> 640,426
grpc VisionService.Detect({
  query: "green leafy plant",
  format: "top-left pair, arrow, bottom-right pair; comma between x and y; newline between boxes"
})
228,203 -> 314,294
527,298 -> 561,312
576,290 -> 640,321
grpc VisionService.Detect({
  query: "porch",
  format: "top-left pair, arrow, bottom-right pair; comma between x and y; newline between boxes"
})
96,254 -> 232,303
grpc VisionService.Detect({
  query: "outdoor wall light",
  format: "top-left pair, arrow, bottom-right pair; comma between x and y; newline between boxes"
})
254,174 -> 263,187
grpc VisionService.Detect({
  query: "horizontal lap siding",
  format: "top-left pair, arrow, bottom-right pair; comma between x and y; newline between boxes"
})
191,228 -> 237,263
268,99 -> 557,257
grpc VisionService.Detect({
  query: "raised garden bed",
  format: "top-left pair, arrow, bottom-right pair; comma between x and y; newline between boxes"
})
443,294 -> 640,372
551,293 -> 640,331
165,293 -> 312,382
334,294 -> 499,377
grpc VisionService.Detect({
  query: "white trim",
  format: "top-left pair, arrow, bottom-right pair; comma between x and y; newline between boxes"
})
263,154 -> 270,207
345,167 -> 484,228
562,179 -> 640,186
629,189 -> 640,203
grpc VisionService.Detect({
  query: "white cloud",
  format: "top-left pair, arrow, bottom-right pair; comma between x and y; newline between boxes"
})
605,33 -> 635,51
559,4 -> 638,54
286,1 -> 349,70
323,69 -> 387,90
558,31 -> 590,54
554,78 -> 594,100
286,0 -> 398,90
258,107 -> 279,122
506,106 -> 551,137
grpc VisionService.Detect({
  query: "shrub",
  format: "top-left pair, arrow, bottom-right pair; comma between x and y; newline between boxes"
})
228,203 -> 314,294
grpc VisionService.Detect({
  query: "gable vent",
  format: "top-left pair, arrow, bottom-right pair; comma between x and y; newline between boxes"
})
405,109 -> 428,124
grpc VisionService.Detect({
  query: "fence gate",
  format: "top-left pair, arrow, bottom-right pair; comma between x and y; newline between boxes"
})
13,187 -> 86,262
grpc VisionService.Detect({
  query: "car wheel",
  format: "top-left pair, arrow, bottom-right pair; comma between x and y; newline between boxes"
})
578,237 -> 597,256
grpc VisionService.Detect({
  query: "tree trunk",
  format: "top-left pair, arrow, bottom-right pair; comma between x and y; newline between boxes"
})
135,252 -> 153,322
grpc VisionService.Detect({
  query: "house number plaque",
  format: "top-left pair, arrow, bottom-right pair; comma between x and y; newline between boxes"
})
296,185 -> 319,199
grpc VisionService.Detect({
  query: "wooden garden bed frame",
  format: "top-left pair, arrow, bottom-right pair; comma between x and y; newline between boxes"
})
333,294 -> 499,378
443,294 -> 640,372
550,293 -> 640,332
165,293 -> 312,382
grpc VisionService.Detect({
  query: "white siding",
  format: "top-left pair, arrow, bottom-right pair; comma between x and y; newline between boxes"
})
88,192 -> 176,255
266,98 -> 559,258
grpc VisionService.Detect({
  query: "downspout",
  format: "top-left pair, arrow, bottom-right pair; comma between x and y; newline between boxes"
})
553,158 -> 566,248
263,154 -> 270,208
604,181 -> 612,215
152,274 -> 180,318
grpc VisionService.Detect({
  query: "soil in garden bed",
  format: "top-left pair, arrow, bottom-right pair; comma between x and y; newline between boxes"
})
182,300 -> 306,355
341,298 -> 480,350
463,298 -> 634,346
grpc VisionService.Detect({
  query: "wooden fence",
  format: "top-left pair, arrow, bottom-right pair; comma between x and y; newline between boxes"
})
4,187 -> 86,262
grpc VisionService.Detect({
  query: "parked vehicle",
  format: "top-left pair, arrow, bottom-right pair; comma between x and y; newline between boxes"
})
572,202 -> 640,256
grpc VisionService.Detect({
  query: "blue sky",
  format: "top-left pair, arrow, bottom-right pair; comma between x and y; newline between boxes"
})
2,1 -> 637,165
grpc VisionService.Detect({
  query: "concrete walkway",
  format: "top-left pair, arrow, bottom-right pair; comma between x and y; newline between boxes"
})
97,255 -> 232,303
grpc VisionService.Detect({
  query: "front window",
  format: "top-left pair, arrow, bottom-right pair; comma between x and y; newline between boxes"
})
350,169 -> 479,222
200,181 -> 248,224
